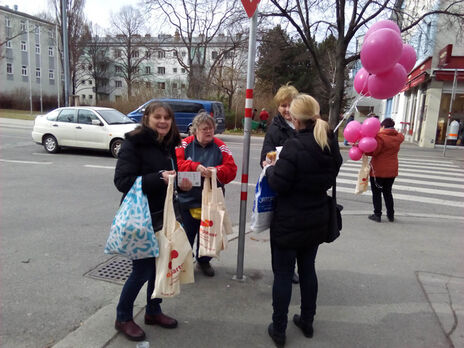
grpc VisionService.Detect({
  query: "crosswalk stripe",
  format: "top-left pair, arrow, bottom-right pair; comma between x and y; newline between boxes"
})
398,160 -> 459,168
340,166 -> 462,182
336,186 -> 464,208
338,172 -> 464,190
336,178 -> 463,198
342,163 -> 463,178
396,157 -> 457,165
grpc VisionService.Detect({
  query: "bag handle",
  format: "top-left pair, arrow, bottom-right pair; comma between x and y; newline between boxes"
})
163,174 -> 176,239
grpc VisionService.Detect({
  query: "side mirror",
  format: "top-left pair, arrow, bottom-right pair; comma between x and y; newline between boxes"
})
92,119 -> 103,126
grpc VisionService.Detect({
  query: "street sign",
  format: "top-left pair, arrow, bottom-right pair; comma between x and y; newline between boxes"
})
241,0 -> 260,18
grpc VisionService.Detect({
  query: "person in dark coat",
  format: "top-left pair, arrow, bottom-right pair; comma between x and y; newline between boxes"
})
265,94 -> 342,346
366,118 -> 404,222
113,101 -> 192,342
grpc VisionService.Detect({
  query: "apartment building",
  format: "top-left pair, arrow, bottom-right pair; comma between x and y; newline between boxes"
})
0,5 -> 62,110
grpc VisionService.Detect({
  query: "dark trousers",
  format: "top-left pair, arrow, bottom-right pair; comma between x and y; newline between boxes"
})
271,241 -> 319,332
116,257 -> 162,322
180,207 -> 212,264
370,176 -> 395,218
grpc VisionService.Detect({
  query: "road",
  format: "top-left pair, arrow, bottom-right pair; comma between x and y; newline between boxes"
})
1,118 -> 463,347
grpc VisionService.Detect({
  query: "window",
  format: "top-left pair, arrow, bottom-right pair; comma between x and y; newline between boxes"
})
145,66 -> 151,74
88,80 -> 93,85
115,80 -> 122,88
145,81 -> 151,88
181,68 -> 186,73
6,40 -> 11,48
48,47 -> 54,57
131,50 -> 139,58
20,21 -> 26,31
89,95 -> 93,99
115,95 -> 122,102
57,109 -> 75,123
49,69 -> 54,79
78,109 -> 97,125
115,65 -> 122,73
181,83 -> 186,89
157,82 -> 166,89
36,67 -> 41,78
173,68 -> 177,73
82,80 -> 86,85
6,63 -> 12,74
157,67 -> 165,75
224,51 -> 233,59
22,65 -> 28,76
145,50 -> 151,58
114,49 -> 121,58
158,50 -> 165,58
181,51 -> 186,57
34,25 -> 39,34
173,50 -> 178,57
35,44 -> 40,54
172,83 -> 178,89
212,51 -> 218,59
21,41 -> 27,51
81,94 -> 86,100
6,17 -> 11,28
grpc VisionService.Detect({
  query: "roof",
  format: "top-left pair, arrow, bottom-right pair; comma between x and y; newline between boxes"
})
0,5 -> 55,26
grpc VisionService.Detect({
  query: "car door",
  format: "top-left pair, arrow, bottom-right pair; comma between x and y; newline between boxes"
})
53,109 -> 78,146
75,109 -> 107,149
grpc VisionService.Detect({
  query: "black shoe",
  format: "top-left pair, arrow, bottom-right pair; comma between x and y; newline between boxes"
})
144,313 -> 178,328
387,215 -> 394,222
198,262 -> 215,277
293,314 -> 314,338
292,272 -> 299,284
368,214 -> 381,222
267,323 -> 286,347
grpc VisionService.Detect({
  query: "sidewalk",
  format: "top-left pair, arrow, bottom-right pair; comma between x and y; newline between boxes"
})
54,213 -> 464,348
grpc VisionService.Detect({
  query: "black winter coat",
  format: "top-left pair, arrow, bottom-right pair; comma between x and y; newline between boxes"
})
114,126 -> 178,217
266,127 -> 343,249
260,113 -> 296,165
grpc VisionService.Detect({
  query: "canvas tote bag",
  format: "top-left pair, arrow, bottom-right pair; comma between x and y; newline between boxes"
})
152,175 -> 194,298
355,154 -> 370,194
198,168 -> 232,258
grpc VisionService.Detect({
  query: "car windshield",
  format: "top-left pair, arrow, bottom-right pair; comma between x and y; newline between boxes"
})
97,109 -> 135,124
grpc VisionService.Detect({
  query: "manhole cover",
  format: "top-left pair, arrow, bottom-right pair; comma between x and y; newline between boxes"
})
85,256 -> 132,285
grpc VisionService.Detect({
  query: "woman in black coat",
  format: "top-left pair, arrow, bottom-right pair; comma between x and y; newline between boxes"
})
265,94 -> 342,346
113,101 -> 191,342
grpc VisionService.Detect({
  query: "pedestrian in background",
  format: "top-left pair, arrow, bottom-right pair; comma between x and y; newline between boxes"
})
265,94 -> 342,346
366,118 -> 404,223
113,102 -> 192,342
343,114 -> 355,146
260,83 -> 300,284
259,108 -> 270,131
176,112 -> 237,277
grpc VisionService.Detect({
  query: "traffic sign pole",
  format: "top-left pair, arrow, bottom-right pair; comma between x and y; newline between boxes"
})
234,9 -> 258,281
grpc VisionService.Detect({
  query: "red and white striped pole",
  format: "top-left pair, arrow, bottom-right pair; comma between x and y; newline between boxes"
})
235,10 -> 258,281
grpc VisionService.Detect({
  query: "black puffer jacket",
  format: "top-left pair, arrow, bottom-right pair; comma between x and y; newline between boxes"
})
114,126 -> 179,216
260,113 -> 296,165
266,126 -> 343,249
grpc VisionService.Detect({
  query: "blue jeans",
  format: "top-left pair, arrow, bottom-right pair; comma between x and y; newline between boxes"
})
116,257 -> 162,322
271,242 -> 319,332
180,207 -> 212,264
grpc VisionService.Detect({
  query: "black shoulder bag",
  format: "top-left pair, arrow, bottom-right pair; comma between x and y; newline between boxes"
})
326,156 -> 343,243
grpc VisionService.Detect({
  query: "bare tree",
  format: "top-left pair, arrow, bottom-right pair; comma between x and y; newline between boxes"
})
265,0 -> 464,129
110,5 -> 153,98
144,0 -> 247,99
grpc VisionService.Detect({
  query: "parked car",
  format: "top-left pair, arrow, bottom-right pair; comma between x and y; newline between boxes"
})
127,98 -> 226,134
31,107 -> 137,158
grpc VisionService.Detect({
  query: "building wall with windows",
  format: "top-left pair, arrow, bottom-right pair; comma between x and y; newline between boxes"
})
0,5 -> 62,109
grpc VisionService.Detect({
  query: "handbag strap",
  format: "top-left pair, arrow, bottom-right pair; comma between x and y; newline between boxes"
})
163,174 -> 176,239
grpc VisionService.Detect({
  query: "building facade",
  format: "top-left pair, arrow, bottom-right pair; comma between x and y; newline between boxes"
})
0,5 -> 62,111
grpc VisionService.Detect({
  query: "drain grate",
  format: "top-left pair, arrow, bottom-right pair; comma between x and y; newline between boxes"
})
85,256 -> 132,285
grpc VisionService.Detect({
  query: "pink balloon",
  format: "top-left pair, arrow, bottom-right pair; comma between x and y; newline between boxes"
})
358,137 -> 378,153
349,146 -> 363,161
343,120 -> 362,143
360,117 -> 381,138
368,63 -> 407,99
398,44 -> 416,73
364,20 -> 401,42
354,68 -> 370,96
361,28 -> 403,74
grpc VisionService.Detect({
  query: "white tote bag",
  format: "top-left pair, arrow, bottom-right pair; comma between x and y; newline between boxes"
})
198,168 -> 232,258
152,175 -> 194,299
355,154 -> 370,194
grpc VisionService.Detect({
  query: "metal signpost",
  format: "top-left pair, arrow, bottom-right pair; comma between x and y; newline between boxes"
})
61,0 -> 71,106
234,0 -> 260,281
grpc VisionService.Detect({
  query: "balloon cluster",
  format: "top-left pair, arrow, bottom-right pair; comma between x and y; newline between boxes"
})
344,117 -> 381,160
354,20 -> 417,100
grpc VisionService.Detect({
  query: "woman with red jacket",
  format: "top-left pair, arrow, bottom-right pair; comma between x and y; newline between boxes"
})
176,112 -> 237,276
367,118 -> 404,222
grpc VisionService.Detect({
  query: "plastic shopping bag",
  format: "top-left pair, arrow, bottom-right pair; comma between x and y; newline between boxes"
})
153,175 -> 194,298
250,166 -> 276,232
104,177 -> 159,260
355,155 -> 370,194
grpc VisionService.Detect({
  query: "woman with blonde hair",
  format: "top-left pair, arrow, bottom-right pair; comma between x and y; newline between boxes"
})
265,94 -> 342,346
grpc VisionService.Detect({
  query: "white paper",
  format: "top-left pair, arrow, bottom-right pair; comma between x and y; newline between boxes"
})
177,171 -> 201,187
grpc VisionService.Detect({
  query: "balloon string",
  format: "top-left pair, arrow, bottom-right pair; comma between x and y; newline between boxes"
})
334,93 -> 366,132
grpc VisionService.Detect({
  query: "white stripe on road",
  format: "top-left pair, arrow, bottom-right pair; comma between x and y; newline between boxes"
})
84,165 -> 115,169
342,163 -> 463,178
0,159 -> 52,164
396,157 -> 456,165
336,178 -> 463,198
398,160 -> 459,168
340,166 -> 462,182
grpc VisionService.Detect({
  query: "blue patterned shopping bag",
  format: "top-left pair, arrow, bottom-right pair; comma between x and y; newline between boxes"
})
104,177 -> 159,260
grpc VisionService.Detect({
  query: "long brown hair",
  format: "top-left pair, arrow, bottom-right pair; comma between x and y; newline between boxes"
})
141,101 -> 181,147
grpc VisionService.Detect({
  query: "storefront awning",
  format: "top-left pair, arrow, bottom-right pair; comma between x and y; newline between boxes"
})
401,57 -> 432,92
435,70 -> 464,81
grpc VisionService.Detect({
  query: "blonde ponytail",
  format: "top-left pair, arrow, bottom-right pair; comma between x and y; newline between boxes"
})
314,118 -> 330,151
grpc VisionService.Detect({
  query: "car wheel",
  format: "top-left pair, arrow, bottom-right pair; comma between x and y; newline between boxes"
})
111,139 -> 123,158
43,135 -> 60,153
